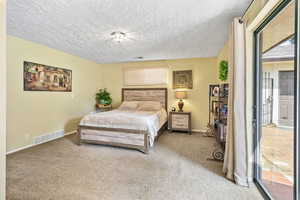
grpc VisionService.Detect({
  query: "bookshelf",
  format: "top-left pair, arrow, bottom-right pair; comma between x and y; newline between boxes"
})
207,83 -> 228,161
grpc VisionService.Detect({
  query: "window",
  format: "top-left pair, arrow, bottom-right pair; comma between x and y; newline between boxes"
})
123,67 -> 168,86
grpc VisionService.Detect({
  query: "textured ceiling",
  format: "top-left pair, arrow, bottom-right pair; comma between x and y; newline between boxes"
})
8,0 -> 251,64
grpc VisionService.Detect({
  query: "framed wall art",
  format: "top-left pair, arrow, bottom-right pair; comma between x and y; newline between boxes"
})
173,70 -> 193,89
23,61 -> 72,92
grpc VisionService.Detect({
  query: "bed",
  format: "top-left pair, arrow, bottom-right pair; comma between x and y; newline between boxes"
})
78,88 -> 168,153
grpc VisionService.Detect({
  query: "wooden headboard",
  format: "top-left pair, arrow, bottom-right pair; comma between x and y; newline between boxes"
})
122,88 -> 168,110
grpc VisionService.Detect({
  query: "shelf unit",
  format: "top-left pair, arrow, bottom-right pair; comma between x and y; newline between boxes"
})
208,83 -> 229,161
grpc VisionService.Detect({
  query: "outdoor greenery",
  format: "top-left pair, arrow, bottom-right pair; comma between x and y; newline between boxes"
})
219,60 -> 228,81
96,88 -> 112,105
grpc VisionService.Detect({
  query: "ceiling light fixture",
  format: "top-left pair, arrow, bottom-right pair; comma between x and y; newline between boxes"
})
110,31 -> 126,43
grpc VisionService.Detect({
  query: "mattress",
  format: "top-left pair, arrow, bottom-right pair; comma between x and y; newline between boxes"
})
80,108 -> 167,146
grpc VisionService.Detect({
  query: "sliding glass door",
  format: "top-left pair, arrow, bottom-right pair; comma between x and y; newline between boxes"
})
254,0 -> 298,199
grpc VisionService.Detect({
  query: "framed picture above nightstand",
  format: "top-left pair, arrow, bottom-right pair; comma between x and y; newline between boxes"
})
169,112 -> 191,134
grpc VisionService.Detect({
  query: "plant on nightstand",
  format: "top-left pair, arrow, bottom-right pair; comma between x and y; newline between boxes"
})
96,88 -> 112,108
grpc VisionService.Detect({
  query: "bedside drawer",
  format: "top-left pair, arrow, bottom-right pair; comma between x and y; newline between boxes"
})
171,114 -> 189,129
172,122 -> 188,129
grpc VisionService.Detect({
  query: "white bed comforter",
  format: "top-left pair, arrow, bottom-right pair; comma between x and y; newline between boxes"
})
80,109 -> 167,146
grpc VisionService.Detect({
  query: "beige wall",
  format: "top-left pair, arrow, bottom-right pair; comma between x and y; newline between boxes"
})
7,36 -> 104,152
6,37 -> 218,151
102,57 -> 219,131
217,42 -> 229,63
0,0 -> 6,199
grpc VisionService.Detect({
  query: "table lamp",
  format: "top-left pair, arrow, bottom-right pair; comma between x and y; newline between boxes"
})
175,91 -> 187,112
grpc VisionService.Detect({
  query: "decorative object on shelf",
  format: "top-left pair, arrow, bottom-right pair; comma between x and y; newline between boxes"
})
96,88 -> 112,107
206,83 -> 229,162
209,84 -> 220,97
211,100 -> 220,115
171,106 -> 176,112
212,86 -> 220,97
219,60 -> 228,81
175,91 -> 187,112
23,61 -> 72,92
173,70 -> 193,89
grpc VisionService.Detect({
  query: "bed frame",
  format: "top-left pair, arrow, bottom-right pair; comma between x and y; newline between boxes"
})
78,88 -> 168,154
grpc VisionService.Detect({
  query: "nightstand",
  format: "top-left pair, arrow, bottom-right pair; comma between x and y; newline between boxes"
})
169,112 -> 191,134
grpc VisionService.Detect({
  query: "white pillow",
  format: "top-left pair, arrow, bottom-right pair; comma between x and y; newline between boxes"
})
119,101 -> 139,111
137,101 -> 162,111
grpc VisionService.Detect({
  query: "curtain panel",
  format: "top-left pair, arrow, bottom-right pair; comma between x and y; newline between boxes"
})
223,18 -> 249,187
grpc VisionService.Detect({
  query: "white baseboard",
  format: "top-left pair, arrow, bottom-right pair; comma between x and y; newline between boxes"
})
6,129 -> 77,155
33,129 -> 64,145
192,129 -> 203,133
6,143 -> 36,155
167,128 -> 204,133
64,130 -> 77,136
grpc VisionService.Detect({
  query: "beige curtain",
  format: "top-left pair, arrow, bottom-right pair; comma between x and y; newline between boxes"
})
223,18 -> 248,187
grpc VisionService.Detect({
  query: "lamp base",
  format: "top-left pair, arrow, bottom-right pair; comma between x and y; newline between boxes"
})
178,100 -> 184,112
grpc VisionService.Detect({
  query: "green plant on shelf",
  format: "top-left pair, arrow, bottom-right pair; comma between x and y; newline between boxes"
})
219,60 -> 228,81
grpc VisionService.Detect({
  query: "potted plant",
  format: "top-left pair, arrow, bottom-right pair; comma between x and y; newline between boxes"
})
96,88 -> 112,108
219,60 -> 228,81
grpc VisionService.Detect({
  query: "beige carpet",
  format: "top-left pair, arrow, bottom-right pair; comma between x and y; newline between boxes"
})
7,132 -> 262,200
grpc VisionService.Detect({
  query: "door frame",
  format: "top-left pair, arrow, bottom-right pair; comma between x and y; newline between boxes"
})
0,0 -> 6,199
295,0 -> 300,198
253,0 -> 299,199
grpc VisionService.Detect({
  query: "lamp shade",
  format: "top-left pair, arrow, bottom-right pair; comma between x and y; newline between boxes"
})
175,91 -> 187,99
